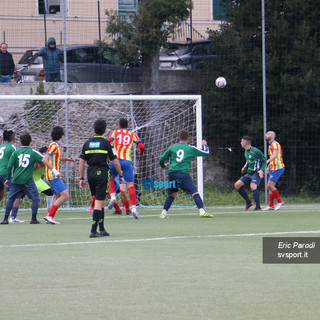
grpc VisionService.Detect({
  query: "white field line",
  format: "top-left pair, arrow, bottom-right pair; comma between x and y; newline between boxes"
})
1,230 -> 320,249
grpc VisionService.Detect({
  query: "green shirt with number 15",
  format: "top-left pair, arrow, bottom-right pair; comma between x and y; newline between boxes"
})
7,147 -> 44,184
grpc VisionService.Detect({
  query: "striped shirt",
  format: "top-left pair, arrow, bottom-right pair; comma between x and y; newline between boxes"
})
108,129 -> 141,161
268,140 -> 285,170
45,141 -> 61,181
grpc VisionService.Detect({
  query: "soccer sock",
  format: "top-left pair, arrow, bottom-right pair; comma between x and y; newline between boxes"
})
11,206 -> 19,219
272,189 -> 282,203
48,205 -> 59,218
128,186 -> 137,206
90,195 -> 96,208
269,193 -> 275,207
161,209 -> 167,216
193,193 -> 204,209
99,208 -> 105,232
164,195 -> 175,211
46,195 -> 54,210
123,201 -> 130,211
109,179 -> 115,194
238,187 -> 251,203
252,189 -> 260,207
91,209 -> 101,233
114,202 -> 121,212
31,200 -> 39,219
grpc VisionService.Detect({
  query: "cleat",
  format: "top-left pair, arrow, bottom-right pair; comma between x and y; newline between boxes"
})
44,215 -> 60,225
244,201 -> 254,211
10,217 -> 25,223
275,202 -> 285,211
30,219 -> 40,224
133,213 -> 140,220
86,206 -> 94,212
253,207 -> 261,211
112,210 -> 122,215
89,232 -> 103,238
126,210 -> 132,215
0,219 -> 9,225
262,206 -> 274,211
110,194 -> 117,204
99,230 -> 110,237
107,201 -> 114,210
199,212 -> 214,218
159,213 -> 168,219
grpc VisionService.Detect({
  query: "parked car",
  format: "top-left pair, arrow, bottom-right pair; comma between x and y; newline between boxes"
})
16,44 -> 140,83
159,40 -> 215,70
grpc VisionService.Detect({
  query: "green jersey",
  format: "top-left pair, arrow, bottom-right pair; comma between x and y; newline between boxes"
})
0,142 -> 17,175
244,147 -> 266,173
7,147 -> 44,184
159,142 -> 210,174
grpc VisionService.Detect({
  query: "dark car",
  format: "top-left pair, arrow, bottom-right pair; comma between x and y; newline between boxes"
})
16,44 -> 141,83
159,40 -> 215,70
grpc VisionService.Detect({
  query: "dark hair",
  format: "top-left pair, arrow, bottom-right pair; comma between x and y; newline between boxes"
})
20,132 -> 32,146
51,126 -> 64,141
179,130 -> 189,141
3,130 -> 15,142
94,119 -> 107,135
39,146 -> 47,154
119,118 -> 128,129
242,135 -> 252,144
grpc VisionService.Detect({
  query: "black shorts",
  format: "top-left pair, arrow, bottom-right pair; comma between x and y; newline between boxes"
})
87,166 -> 110,201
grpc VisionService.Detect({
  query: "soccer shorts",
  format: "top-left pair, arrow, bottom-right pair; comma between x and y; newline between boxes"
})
8,182 -> 39,202
35,178 -> 51,193
49,178 -> 67,194
110,159 -> 134,182
240,172 -> 263,187
87,166 -> 109,201
0,174 -> 8,192
268,167 -> 285,183
168,172 -> 198,195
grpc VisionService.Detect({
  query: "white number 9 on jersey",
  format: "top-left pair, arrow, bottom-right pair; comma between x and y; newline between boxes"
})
176,149 -> 184,162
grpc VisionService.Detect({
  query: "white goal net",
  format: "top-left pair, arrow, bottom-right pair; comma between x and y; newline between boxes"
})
0,94 -> 203,210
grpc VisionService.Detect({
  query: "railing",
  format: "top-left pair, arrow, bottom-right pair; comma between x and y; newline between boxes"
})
170,21 -> 206,43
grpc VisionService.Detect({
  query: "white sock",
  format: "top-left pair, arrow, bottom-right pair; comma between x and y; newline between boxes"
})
161,209 -> 167,216
199,208 -> 206,214
46,195 -> 54,210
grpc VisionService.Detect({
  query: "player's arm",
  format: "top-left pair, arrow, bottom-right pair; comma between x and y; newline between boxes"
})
241,162 -> 248,174
136,141 -> 145,156
4,153 -> 15,187
267,149 -> 278,165
42,154 -> 61,178
159,148 -> 171,168
61,156 -> 75,162
78,158 -> 86,189
111,158 -> 123,183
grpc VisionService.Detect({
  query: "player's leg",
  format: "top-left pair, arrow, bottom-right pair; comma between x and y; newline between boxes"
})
235,176 -> 253,210
10,198 -> 24,223
1,184 -> 21,224
120,184 -> 131,214
249,173 -> 263,211
263,180 -> 276,210
270,168 -> 285,210
160,173 -> 179,218
42,188 -> 54,211
23,182 -> 41,224
108,162 -> 117,203
86,195 -> 95,211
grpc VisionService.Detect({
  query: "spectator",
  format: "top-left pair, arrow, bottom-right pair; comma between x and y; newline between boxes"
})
0,43 -> 15,83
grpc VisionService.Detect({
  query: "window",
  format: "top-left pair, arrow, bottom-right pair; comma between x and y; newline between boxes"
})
212,0 -> 226,20
118,0 -> 138,17
38,0 -> 61,15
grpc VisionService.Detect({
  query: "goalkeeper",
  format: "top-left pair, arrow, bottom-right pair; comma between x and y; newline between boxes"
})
159,130 -> 213,218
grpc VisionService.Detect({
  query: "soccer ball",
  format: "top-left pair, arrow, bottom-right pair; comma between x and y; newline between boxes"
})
215,77 -> 227,88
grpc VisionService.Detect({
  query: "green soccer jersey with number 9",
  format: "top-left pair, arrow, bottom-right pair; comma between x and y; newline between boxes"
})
6,147 -> 44,184
159,142 -> 210,174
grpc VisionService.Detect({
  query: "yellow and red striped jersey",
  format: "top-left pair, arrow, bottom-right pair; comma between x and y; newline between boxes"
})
268,140 -> 285,170
108,129 -> 141,161
45,141 -> 62,180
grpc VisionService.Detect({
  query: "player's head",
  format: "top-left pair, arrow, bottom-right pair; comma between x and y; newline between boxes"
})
179,130 -> 189,142
94,119 -> 107,135
241,135 -> 252,149
119,118 -> 128,129
51,126 -> 64,141
3,130 -> 16,142
265,131 -> 276,142
1,42 -> 8,53
39,146 -> 47,154
20,132 -> 32,146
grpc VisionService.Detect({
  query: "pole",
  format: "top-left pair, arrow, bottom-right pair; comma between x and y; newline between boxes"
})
261,0 -> 268,204
98,0 -> 101,42
190,1 -> 193,43
44,0 -> 48,45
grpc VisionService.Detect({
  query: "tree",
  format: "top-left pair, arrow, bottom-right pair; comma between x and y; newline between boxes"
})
103,0 -> 191,94
203,0 -> 320,193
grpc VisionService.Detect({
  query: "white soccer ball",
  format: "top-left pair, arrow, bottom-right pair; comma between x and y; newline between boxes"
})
215,77 -> 227,88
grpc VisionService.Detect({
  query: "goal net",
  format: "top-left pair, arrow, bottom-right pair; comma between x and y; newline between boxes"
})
0,94 -> 203,210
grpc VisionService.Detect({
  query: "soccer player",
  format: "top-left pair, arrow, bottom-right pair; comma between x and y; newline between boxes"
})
0,132 -> 56,224
234,136 -> 267,211
263,131 -> 285,211
43,126 -> 75,224
109,175 -> 132,215
107,118 -> 145,219
159,130 -> 213,218
0,130 -> 23,223
79,119 -> 123,238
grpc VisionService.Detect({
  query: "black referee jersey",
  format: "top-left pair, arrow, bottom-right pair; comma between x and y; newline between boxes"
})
80,136 -> 117,166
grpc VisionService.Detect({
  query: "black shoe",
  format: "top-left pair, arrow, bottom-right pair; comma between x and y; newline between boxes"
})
99,230 -> 110,237
126,210 -> 132,215
244,201 -> 254,211
89,232 -> 103,238
30,219 -> 41,224
0,219 -> 8,225
254,207 -> 261,211
112,210 -> 122,215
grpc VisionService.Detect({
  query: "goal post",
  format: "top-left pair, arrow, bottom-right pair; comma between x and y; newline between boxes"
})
0,94 -> 204,209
